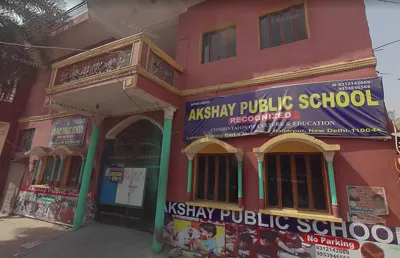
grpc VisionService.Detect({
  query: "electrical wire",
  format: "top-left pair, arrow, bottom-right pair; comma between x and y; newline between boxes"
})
376,0 -> 400,4
373,39 -> 400,50
0,40 -> 122,54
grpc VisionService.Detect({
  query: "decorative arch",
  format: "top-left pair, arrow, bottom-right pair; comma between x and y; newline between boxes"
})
105,115 -> 163,139
183,137 -> 243,161
253,133 -> 340,154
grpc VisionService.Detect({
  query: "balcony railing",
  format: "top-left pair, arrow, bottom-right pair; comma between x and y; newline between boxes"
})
47,33 -> 183,94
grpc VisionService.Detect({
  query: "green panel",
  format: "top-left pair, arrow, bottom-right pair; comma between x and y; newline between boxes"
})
327,161 -> 337,205
186,159 -> 193,193
238,161 -> 243,198
258,161 -> 264,200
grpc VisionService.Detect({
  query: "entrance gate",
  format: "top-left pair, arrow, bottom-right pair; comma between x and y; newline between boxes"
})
96,119 -> 162,232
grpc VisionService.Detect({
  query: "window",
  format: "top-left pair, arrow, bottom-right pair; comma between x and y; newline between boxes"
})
66,156 -> 83,188
41,157 -> 57,185
201,26 -> 236,63
19,129 -> 35,152
259,4 -> 307,49
0,82 -> 17,102
195,154 -> 238,203
264,153 -> 328,212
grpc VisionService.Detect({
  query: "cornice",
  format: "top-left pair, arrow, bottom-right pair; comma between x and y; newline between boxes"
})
18,112 -> 74,123
180,56 -> 377,96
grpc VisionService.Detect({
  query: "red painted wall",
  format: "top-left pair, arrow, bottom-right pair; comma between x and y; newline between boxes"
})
176,0 -> 373,90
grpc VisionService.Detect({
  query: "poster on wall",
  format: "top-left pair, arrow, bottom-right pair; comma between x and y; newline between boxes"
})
49,117 -> 88,147
348,212 -> 387,226
163,202 -> 400,258
14,186 -> 95,226
114,168 -> 146,207
184,77 -> 389,142
107,164 -> 124,183
346,186 -> 389,215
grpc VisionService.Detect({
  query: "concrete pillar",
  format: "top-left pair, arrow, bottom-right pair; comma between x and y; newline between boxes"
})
73,122 -> 101,231
78,156 -> 86,188
49,155 -> 58,185
235,153 -> 244,208
55,156 -> 66,187
152,107 -> 175,253
31,158 -> 41,184
255,153 -> 264,210
185,154 -> 194,202
323,151 -> 339,217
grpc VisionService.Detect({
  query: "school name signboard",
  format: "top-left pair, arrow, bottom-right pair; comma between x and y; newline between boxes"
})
163,201 -> 400,258
184,77 -> 389,142
49,117 -> 88,147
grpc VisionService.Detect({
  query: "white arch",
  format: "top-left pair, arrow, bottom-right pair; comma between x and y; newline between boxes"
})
105,115 -> 163,139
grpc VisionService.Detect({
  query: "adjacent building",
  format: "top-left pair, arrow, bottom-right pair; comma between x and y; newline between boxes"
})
1,0 -> 400,257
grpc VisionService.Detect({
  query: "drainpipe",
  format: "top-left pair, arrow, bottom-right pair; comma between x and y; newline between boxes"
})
235,153 -> 244,208
152,107 -> 176,253
185,153 -> 194,202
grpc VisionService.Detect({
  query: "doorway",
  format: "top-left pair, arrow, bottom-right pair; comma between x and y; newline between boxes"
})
96,118 -> 162,232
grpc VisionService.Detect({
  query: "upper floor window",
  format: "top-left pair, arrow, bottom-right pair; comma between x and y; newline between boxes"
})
19,129 -> 35,152
259,4 -> 308,49
264,153 -> 329,213
201,26 -> 236,63
195,154 -> 238,203
0,83 -> 17,102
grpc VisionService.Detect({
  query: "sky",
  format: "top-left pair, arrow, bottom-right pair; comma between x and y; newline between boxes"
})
364,0 -> 400,118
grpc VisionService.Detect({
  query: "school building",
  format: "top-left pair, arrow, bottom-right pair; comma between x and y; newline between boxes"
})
1,0 -> 400,256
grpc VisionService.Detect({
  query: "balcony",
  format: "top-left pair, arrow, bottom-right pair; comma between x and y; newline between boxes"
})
45,33 -> 183,118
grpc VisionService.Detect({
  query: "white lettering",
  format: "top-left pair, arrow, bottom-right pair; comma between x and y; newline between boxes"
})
349,223 -> 370,241
331,222 -> 347,238
372,225 -> 394,244
206,208 -> 215,220
221,210 -> 231,221
276,216 -> 289,230
297,219 -> 311,233
177,203 -> 186,216
196,207 -> 207,218
313,220 -> 328,235
186,205 -> 196,217
232,211 -> 243,224
258,213 -> 269,227
168,202 -> 177,214
245,211 -> 257,225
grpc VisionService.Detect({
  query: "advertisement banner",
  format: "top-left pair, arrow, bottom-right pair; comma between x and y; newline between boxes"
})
184,77 -> 389,142
49,117 -> 88,147
346,186 -> 389,215
348,213 -> 387,226
163,202 -> 400,258
14,186 -> 95,225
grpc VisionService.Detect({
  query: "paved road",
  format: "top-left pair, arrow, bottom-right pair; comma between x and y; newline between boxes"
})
0,214 -> 69,257
24,222 -> 169,258
0,215 -> 169,258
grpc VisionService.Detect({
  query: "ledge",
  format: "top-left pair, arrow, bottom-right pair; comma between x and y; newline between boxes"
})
30,185 -> 79,192
259,208 -> 343,223
186,201 -> 244,212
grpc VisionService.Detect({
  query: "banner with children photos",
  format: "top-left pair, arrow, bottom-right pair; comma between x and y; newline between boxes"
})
14,186 -> 95,226
163,201 -> 400,258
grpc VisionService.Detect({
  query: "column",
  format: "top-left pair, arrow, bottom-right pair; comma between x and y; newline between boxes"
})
255,153 -> 265,210
324,151 -> 339,217
49,155 -> 58,185
55,156 -> 65,187
31,158 -> 41,184
77,156 -> 86,188
186,154 -> 194,202
236,153 -> 243,208
152,107 -> 175,253
73,121 -> 101,231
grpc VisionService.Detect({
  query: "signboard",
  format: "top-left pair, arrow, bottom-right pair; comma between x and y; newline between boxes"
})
163,202 -> 400,258
14,186 -> 95,225
346,186 -> 389,215
348,212 -> 387,226
115,168 -> 146,207
49,117 -> 88,147
184,77 -> 389,142
107,164 -> 124,183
